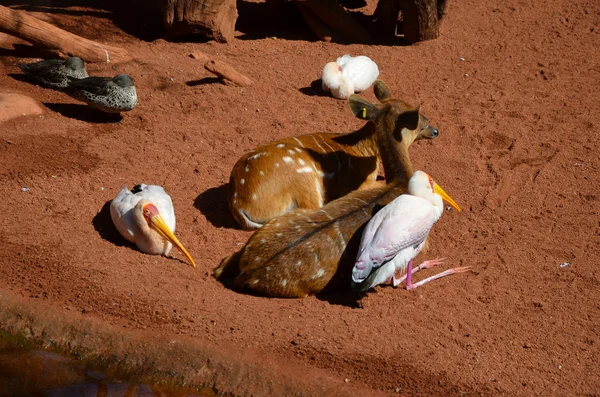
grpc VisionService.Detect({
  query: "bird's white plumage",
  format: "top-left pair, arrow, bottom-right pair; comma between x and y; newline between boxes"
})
110,184 -> 176,243
352,171 -> 445,290
321,55 -> 379,99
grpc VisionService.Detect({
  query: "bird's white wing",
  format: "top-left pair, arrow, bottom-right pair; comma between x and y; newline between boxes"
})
340,56 -> 379,92
353,195 -> 434,281
335,54 -> 352,67
110,185 -> 140,242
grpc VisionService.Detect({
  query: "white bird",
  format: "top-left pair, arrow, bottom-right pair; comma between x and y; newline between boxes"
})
351,171 -> 469,292
321,54 -> 380,99
110,184 -> 196,267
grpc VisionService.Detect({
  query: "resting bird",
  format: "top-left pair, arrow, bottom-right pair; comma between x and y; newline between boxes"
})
321,54 -> 379,99
351,170 -> 469,292
110,184 -> 196,267
66,74 -> 137,113
18,57 -> 88,89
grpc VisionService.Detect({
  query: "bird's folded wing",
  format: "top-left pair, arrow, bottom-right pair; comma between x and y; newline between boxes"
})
364,195 -> 434,268
110,186 -> 138,242
68,76 -> 111,94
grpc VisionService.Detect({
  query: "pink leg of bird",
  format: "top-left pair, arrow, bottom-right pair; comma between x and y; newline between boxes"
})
406,263 -> 471,291
392,257 -> 447,287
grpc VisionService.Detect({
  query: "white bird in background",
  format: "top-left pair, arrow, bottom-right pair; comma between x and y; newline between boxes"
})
321,54 -> 380,99
351,170 -> 469,292
110,184 -> 196,268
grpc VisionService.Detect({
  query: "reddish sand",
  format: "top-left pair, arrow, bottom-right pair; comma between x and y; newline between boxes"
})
0,0 -> 599,395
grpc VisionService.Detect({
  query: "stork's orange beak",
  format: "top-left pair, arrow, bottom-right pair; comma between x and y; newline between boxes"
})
433,183 -> 462,212
150,214 -> 196,268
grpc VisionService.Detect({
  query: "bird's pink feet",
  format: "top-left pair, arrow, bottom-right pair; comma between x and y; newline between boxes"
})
406,265 -> 471,291
392,257 -> 447,287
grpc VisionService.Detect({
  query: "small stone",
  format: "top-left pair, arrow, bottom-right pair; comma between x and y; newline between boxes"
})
559,262 -> 569,268
459,57 -> 465,61
344,378 -> 350,383
21,187 -> 30,192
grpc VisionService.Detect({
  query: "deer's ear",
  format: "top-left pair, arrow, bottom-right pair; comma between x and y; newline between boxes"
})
373,80 -> 392,102
397,106 -> 421,131
349,95 -> 378,120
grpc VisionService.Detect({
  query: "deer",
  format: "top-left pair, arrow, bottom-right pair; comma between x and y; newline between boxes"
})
227,80 -> 439,230
214,81 -> 441,298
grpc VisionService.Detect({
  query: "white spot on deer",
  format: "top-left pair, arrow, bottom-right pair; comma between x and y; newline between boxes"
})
283,156 -> 293,164
287,149 -> 295,155
275,162 -> 280,168
281,279 -> 288,287
333,223 -> 347,246
316,269 -> 325,278
293,137 -> 305,147
265,266 -> 270,273
296,260 -> 302,267
240,178 -> 245,185
254,256 -> 261,263
252,194 -> 257,201
276,232 -> 283,237
233,199 -> 237,204
311,135 -> 326,153
315,182 -> 324,206
259,171 -> 265,176
296,167 -> 313,173
319,209 -> 333,220
298,159 -> 306,166
233,192 -> 237,198
295,147 -> 302,153
260,239 -> 265,244
251,279 -> 259,285
245,165 -> 249,172
249,152 -> 267,160
277,144 -> 285,148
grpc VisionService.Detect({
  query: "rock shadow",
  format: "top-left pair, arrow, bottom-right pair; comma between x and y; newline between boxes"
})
6,0 -> 165,42
194,184 -> 237,229
43,103 -> 123,124
235,0 -> 314,41
186,77 -> 220,87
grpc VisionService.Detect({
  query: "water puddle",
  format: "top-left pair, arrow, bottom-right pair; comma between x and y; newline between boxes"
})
0,336 -> 224,397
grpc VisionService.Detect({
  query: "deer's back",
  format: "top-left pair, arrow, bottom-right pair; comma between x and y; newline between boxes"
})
234,183 -> 405,297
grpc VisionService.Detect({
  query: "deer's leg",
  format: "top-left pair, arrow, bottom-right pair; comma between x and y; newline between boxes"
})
357,179 -> 385,191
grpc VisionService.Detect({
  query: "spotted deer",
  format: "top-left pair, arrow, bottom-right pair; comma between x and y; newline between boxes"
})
228,80 -> 439,230
215,83 -> 433,298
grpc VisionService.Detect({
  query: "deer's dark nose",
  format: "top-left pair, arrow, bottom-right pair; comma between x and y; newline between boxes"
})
431,128 -> 439,137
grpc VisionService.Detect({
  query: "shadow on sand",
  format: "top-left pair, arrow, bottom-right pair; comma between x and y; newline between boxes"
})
43,103 -> 123,123
194,183 -> 238,230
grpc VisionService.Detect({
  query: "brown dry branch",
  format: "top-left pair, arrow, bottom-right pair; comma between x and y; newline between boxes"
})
0,5 -> 131,63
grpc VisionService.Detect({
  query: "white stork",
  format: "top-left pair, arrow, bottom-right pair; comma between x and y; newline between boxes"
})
110,184 -> 196,267
351,171 -> 469,292
321,54 -> 379,100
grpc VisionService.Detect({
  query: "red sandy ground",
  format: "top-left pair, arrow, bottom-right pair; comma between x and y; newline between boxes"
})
0,0 -> 599,395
